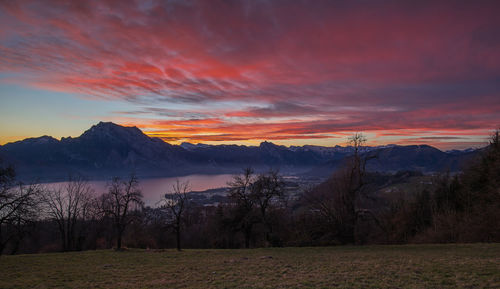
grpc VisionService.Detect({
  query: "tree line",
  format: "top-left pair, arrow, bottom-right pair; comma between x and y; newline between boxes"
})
0,131 -> 498,255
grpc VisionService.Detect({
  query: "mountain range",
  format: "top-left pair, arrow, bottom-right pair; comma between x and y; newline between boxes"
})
0,122 -> 481,181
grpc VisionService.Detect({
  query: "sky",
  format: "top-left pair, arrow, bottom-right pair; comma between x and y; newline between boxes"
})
0,0 -> 499,150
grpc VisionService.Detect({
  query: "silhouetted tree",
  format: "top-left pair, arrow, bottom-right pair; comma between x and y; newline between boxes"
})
227,168 -> 258,248
99,174 -> 143,250
304,133 -> 378,244
41,176 -> 94,251
226,168 -> 287,247
0,163 -> 39,256
251,170 -> 285,246
160,179 -> 190,251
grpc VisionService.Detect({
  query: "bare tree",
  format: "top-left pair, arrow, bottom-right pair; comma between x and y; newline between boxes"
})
252,170 -> 285,246
41,175 -> 94,251
227,168 -> 258,248
336,132 -> 379,243
334,132 -> 373,243
99,174 -> 143,250
160,179 -> 190,251
0,164 -> 39,256
304,132 -> 378,244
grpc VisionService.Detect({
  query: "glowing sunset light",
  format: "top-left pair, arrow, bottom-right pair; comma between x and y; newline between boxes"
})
1,0 -> 499,150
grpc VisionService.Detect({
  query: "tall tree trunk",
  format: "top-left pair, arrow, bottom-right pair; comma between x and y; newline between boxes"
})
0,226 -> 4,257
244,225 -> 251,248
176,227 -> 181,251
116,229 -> 122,250
265,219 -> 274,247
10,236 -> 22,255
62,234 -> 68,251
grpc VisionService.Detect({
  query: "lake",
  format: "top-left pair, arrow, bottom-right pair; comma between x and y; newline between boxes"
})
43,174 -> 235,207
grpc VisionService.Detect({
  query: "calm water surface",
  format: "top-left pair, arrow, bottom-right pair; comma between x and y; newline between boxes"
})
43,174 -> 234,207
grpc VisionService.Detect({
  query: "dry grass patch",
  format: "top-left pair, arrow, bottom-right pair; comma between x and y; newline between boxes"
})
0,244 -> 499,288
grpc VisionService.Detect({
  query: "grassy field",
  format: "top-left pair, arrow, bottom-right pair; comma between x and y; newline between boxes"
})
1,244 -> 499,288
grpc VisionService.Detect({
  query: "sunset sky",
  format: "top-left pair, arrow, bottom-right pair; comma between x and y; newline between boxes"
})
1,0 -> 499,149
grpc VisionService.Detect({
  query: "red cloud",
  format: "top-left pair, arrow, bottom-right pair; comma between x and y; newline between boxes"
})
1,0 -> 499,148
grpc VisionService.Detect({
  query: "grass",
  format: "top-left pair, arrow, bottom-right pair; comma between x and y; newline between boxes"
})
1,244 -> 499,288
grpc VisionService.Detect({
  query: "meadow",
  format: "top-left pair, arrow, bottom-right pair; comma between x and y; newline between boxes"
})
1,243 -> 499,288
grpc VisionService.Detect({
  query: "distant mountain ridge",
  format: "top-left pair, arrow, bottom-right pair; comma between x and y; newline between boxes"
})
306,144 -> 480,178
0,122 -> 480,181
